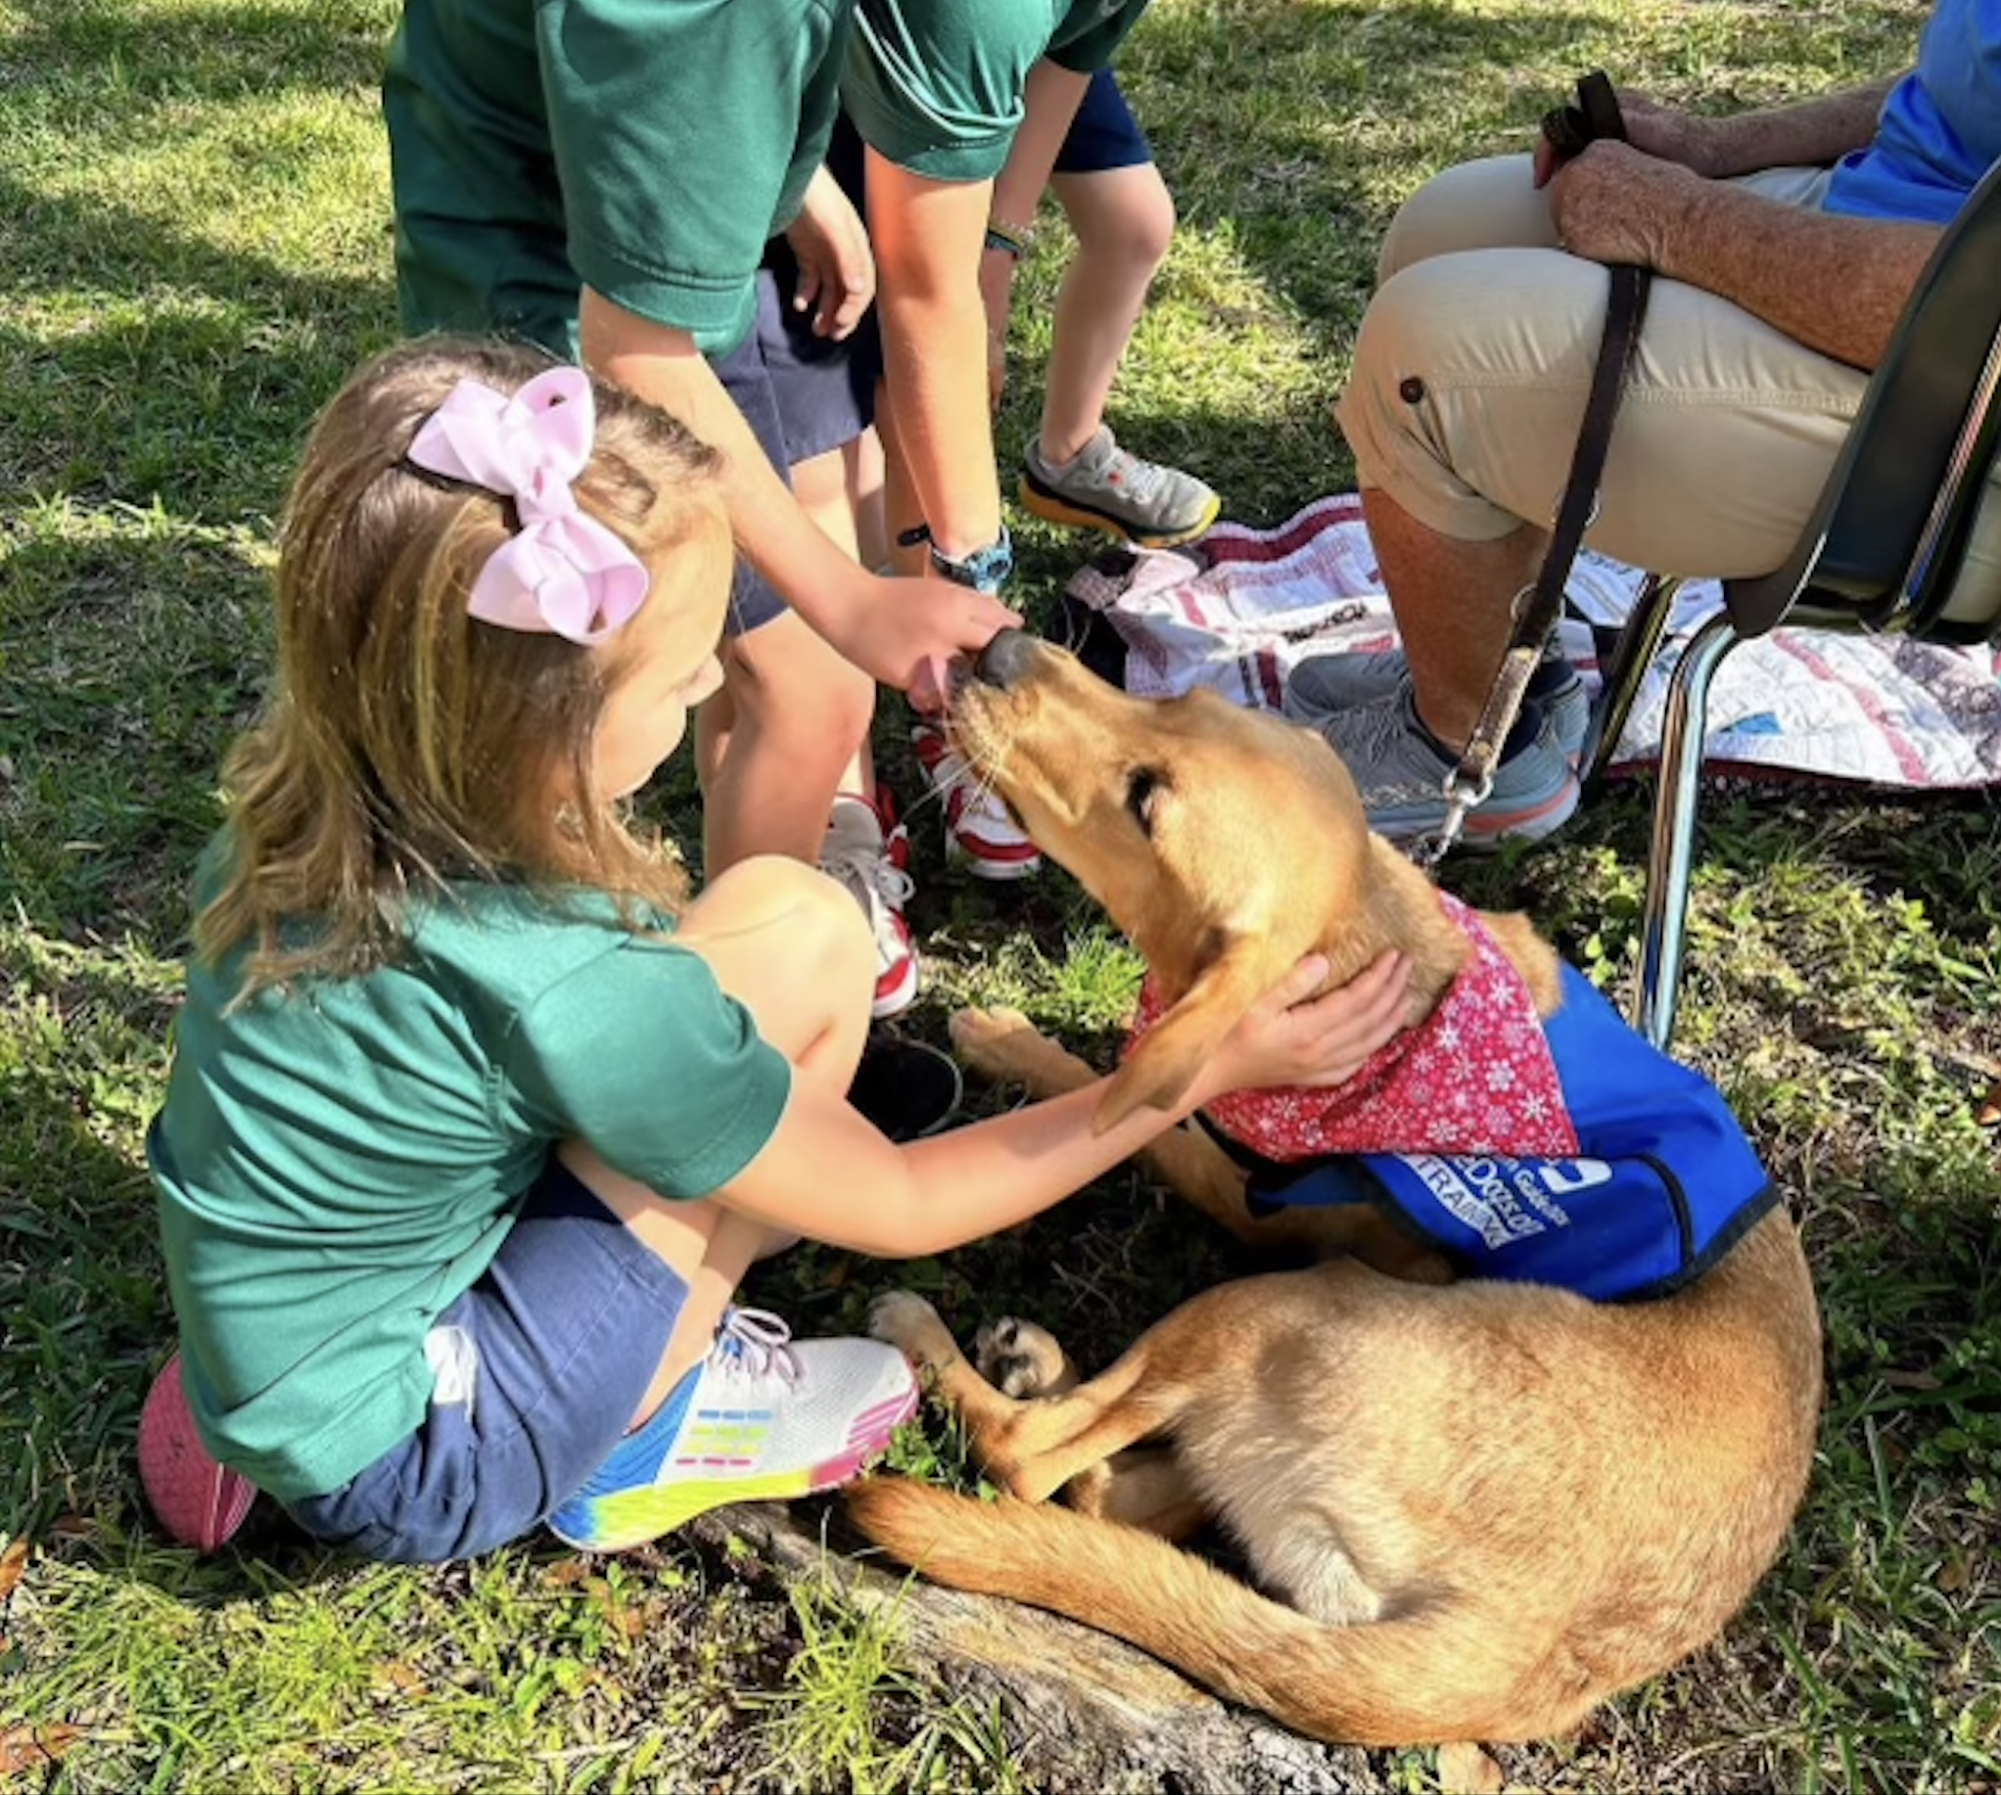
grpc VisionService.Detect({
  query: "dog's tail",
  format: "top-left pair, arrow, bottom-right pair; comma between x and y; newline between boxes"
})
846,1478 -> 1547,1747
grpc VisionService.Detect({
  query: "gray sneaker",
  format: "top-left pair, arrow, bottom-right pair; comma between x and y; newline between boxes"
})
1305,683 -> 1580,850
1285,649 -> 1591,767
1020,426 -> 1221,549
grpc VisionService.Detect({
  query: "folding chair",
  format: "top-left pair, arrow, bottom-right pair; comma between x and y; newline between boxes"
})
1578,154 -> 2001,1049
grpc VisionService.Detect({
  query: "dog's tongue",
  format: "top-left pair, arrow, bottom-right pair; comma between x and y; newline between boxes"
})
908,653 -> 956,718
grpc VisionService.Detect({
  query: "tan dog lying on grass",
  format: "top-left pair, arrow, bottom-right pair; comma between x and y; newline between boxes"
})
847,630 -> 1822,1749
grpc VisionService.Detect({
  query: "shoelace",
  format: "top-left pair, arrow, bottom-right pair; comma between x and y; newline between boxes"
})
1337,690 -> 1465,812
822,825 -> 916,913
710,1306 -> 802,1383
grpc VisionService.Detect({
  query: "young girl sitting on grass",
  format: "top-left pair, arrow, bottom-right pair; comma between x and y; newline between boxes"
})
140,337 -> 1410,1564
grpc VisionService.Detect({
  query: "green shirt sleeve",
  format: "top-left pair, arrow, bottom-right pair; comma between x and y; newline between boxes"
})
1045,0 -> 1148,75
536,0 -> 851,353
844,0 -> 1150,182
505,933 -> 794,1198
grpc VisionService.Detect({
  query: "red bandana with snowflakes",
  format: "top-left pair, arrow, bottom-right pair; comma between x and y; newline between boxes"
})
1129,893 -> 1580,1163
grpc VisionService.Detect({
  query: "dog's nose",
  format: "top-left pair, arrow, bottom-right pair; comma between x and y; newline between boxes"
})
973,627 -> 1036,691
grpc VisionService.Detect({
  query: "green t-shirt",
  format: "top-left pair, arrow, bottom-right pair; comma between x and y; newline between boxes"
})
843,0 -> 1150,182
149,872 -> 792,1502
384,0 -> 854,356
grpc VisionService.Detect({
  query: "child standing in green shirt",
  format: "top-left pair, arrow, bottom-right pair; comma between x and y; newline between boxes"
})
140,338 -> 1411,1561
384,0 -> 1018,1018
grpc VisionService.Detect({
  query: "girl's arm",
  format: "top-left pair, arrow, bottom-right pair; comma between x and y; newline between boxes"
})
711,950 -> 1410,1256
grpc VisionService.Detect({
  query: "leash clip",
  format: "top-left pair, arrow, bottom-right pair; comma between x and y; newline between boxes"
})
1408,761 -> 1494,869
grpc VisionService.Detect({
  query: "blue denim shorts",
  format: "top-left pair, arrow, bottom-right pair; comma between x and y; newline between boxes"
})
1053,68 -> 1153,175
716,116 -> 882,635
283,1162 -> 688,1564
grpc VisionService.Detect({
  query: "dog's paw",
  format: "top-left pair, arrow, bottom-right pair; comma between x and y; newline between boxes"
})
949,1006 -> 1084,1093
867,1290 -> 961,1372
948,1006 -> 1039,1076
973,1316 -> 1074,1399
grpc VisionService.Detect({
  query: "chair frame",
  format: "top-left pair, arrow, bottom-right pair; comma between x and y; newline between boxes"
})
1576,155 -> 2001,1050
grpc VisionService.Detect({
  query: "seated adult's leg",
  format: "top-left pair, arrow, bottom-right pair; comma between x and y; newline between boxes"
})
1374,155 -> 1840,283
1315,245 -> 1871,838
1377,154 -> 1559,283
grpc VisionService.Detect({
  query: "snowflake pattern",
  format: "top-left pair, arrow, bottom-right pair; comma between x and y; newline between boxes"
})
1130,894 -> 1579,1163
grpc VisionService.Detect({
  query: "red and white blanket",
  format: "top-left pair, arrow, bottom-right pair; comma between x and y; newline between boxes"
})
1064,495 -> 2001,789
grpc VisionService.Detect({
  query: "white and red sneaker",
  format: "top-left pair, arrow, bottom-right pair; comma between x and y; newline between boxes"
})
911,722 -> 1041,881
821,793 -> 919,1018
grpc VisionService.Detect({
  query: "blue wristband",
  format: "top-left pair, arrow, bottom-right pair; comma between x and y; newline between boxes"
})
928,527 -> 1014,594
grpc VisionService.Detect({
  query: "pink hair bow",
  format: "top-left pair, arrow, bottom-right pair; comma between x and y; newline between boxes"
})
406,365 -> 651,645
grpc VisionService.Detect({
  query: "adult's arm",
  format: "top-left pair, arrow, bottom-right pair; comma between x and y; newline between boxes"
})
1548,141 -> 1942,370
1614,77 -> 1905,179
581,287 -> 1014,698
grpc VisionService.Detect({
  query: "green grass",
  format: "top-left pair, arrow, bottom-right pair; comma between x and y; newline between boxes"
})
4,0 -> 1998,1788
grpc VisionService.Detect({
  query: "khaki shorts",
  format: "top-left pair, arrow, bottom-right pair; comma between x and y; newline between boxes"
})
1336,155 -> 2000,613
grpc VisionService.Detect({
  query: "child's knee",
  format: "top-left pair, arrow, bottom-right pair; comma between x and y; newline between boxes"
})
1070,166 -> 1176,275
1120,174 -> 1177,270
685,856 -> 874,995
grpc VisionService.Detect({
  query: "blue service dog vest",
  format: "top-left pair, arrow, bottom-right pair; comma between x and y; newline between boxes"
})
1247,965 -> 1775,1303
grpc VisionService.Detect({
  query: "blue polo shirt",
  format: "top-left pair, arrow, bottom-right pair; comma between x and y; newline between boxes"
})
1825,0 -> 2001,225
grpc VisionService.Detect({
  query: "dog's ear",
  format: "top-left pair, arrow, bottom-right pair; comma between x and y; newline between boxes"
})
1094,936 -> 1273,1133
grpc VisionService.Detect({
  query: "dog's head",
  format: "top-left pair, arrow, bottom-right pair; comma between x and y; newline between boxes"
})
948,630 -> 1393,1129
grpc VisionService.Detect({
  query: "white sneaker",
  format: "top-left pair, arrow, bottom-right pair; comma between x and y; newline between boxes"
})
911,722 -> 1042,881
821,793 -> 919,1018
547,1309 -> 918,1552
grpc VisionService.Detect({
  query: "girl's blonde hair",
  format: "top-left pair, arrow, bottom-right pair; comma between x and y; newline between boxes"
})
199,336 -> 727,991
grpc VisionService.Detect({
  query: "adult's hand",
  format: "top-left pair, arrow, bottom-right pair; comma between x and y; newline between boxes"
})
1615,90 -> 1737,175
1532,88 -> 1729,189
824,571 -> 1020,711
1547,139 -> 1706,269
784,164 -> 875,341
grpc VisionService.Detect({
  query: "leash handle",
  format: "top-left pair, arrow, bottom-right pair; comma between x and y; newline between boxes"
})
1412,259 -> 1653,867
1540,69 -> 1628,166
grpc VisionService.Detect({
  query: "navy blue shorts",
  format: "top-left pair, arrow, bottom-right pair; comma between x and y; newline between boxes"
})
283,1162 -> 689,1564
716,117 -> 882,634
1053,68 -> 1153,175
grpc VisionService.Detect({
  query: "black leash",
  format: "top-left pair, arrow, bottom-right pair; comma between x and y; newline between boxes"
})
1411,75 -> 1654,865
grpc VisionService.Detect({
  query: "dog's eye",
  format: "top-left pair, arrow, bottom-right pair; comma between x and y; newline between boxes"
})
1125,766 -> 1165,832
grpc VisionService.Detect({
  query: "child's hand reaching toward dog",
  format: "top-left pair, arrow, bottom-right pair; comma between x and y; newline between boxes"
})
1200,950 -> 1409,1102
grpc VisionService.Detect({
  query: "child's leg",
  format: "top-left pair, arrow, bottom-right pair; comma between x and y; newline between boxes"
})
1039,161 -> 1176,463
564,855 -> 875,1422
544,860 -> 915,1551
698,253 -> 882,870
698,585 -> 875,872
1020,79 -> 1219,551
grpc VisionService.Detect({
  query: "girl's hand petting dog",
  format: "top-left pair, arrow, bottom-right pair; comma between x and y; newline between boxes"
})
1197,950 -> 1409,1106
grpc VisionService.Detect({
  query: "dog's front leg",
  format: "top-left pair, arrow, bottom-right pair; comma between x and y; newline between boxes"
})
951,1006 -> 1262,1243
871,1291 -> 1185,1509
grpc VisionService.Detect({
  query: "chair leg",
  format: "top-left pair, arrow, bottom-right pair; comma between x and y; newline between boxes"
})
1581,572 -> 1683,790
1634,611 -> 1738,1050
